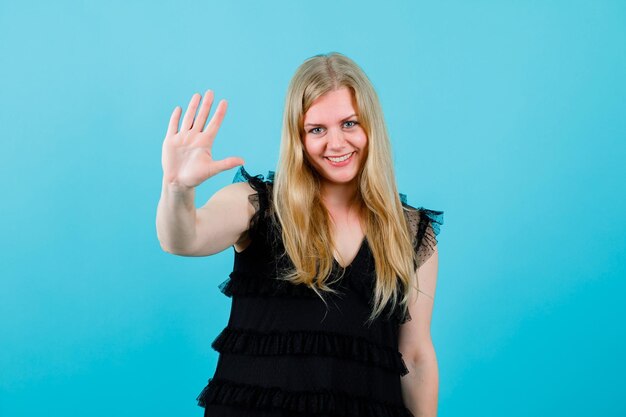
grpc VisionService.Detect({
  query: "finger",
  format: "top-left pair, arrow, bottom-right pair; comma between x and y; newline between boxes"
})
166,106 -> 182,136
205,99 -> 228,134
192,89 -> 214,132
181,93 -> 201,131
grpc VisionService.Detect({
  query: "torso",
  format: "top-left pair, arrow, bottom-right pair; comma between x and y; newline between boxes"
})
234,220 -> 364,265
233,186 -> 366,266
330,214 -> 366,268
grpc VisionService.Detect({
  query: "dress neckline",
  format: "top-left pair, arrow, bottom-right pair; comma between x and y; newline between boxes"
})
333,236 -> 368,269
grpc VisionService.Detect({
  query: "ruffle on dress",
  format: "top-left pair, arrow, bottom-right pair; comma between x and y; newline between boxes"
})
218,269 -> 410,326
196,377 -> 415,417
391,206 -> 444,324
232,165 -> 275,243
410,207 -> 444,271
233,165 -> 275,185
211,326 -> 409,376
219,270 -> 321,299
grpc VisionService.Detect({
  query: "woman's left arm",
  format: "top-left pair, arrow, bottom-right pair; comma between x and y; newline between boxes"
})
398,246 -> 440,417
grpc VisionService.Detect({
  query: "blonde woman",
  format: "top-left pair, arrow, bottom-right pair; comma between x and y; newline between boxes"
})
157,52 -> 444,417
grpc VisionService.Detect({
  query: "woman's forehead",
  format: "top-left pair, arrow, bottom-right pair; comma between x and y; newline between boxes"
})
303,87 -> 358,124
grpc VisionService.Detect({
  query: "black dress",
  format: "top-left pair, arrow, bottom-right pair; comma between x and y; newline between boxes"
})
196,166 -> 444,417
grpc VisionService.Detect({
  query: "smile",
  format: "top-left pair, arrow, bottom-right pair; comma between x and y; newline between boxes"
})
324,151 -> 355,167
325,152 -> 354,163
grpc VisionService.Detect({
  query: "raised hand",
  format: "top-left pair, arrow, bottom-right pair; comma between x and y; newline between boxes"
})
161,90 -> 244,190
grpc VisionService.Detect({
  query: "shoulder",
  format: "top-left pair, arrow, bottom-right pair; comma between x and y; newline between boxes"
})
198,169 -> 263,224
400,201 -> 444,268
207,180 -> 257,209
223,180 -> 256,194
414,207 -> 444,237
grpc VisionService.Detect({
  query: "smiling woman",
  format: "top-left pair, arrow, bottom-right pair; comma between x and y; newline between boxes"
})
156,51 -> 444,417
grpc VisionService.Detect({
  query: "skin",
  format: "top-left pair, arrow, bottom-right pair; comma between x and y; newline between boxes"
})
398,247 -> 440,416
161,90 -> 243,190
157,90 -> 254,257
302,86 -> 368,267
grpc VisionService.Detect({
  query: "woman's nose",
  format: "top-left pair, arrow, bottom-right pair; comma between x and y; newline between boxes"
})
327,129 -> 347,149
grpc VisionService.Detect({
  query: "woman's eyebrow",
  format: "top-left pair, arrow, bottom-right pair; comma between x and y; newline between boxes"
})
304,113 -> 357,127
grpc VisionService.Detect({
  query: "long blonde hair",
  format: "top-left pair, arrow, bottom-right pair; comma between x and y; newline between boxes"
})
272,52 -> 418,325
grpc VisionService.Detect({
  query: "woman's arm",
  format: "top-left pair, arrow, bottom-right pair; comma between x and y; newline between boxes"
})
155,90 -> 249,256
398,246 -> 440,416
400,340 -> 439,417
156,180 -> 254,256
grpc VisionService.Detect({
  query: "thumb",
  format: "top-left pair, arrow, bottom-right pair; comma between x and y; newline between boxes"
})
212,157 -> 245,174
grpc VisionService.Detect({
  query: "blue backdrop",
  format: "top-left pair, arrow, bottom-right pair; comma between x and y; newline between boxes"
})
1,1 -> 624,416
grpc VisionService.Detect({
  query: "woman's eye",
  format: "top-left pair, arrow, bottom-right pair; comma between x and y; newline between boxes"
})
309,121 -> 357,134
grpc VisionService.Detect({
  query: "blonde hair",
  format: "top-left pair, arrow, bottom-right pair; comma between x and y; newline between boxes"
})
272,52 -> 418,325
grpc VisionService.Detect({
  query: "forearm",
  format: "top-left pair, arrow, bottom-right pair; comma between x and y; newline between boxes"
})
400,351 -> 439,417
156,178 -> 198,253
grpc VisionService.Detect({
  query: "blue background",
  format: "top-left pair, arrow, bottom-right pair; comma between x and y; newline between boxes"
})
1,1 -> 625,416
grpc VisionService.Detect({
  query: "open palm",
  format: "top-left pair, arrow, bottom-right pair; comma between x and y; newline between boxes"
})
161,90 -> 244,189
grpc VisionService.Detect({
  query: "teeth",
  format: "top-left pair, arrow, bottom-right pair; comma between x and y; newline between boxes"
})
327,152 -> 353,162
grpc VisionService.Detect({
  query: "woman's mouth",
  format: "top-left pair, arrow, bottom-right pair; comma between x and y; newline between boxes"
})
324,152 -> 355,167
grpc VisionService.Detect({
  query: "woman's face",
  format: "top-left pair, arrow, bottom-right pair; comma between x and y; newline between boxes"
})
302,87 -> 368,186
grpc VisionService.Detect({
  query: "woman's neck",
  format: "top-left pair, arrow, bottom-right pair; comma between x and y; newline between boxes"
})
320,180 -> 361,218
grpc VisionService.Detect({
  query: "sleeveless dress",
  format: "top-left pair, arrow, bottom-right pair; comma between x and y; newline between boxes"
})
196,166 -> 444,417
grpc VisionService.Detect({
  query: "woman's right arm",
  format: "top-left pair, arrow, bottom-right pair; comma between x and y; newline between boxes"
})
157,180 -> 256,256
155,90 -> 251,256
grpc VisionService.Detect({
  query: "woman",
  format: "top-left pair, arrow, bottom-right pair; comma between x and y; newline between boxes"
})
156,52 -> 444,417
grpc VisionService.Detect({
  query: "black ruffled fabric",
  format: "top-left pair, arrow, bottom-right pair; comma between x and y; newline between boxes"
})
219,271 -> 321,299
218,269 -> 410,325
413,208 -> 444,270
196,377 -> 415,417
220,269 -> 412,326
232,165 -> 275,243
211,326 -> 409,376
341,268 -> 412,326
220,269 -> 410,324
401,204 -> 445,270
